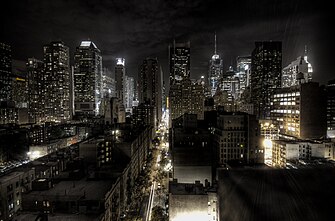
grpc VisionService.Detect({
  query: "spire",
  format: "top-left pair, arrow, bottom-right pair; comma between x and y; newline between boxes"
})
214,32 -> 217,55
304,45 -> 308,61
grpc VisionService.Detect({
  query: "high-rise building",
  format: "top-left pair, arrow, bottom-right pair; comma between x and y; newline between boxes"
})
125,75 -> 134,110
74,41 -> 102,116
270,82 -> 326,140
190,79 -> 205,120
132,103 -> 155,127
169,79 -> 205,124
115,58 -> 126,107
208,34 -> 223,97
221,66 -> 240,101
282,47 -> 313,88
138,58 -> 163,127
236,55 -> 251,94
12,60 -> 28,108
0,42 -> 12,101
43,41 -> 71,122
102,67 -> 115,98
251,41 -> 282,119
27,58 -> 44,123
169,41 -> 205,124
326,79 -> 335,138
169,41 -> 190,86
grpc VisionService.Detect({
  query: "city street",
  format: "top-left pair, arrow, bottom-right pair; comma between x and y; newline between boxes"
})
145,111 -> 170,220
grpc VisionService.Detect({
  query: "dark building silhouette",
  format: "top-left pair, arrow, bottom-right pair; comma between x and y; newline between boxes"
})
74,41 -> 102,116
138,58 -> 163,128
251,41 -> 282,119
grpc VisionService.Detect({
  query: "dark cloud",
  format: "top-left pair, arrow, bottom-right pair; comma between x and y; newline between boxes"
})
1,0 -> 333,85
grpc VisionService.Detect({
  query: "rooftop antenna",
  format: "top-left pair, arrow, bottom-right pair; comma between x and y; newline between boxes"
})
304,45 -> 308,61
214,32 -> 217,55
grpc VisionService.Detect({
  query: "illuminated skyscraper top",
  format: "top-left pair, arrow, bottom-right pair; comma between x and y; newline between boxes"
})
169,41 -> 190,85
282,46 -> 313,88
209,33 -> 223,96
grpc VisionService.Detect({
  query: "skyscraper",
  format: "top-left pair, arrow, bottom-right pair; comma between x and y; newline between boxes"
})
12,60 -> 28,108
43,41 -> 71,122
102,67 -> 115,98
139,58 -> 163,127
221,66 -> 239,102
74,40 -> 103,116
236,55 -> 251,94
27,58 -> 44,123
115,58 -> 126,107
251,41 -> 282,119
169,41 -> 205,125
0,43 -> 12,101
208,34 -> 223,97
125,75 -> 134,110
169,41 -> 190,86
282,46 -> 313,88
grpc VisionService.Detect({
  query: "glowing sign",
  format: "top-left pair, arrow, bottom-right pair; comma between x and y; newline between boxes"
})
15,77 -> 25,82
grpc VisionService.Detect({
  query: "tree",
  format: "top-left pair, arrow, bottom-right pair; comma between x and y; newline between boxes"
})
151,206 -> 168,221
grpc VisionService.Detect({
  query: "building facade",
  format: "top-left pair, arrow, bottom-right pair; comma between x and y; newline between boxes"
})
169,41 -> 190,86
0,42 -> 12,101
125,75 -> 134,110
27,58 -> 45,123
115,58 -> 126,107
282,47 -> 313,88
74,41 -> 103,116
138,58 -> 163,128
270,82 -> 326,140
251,41 -> 282,119
43,41 -> 71,123
214,112 -> 263,166
236,55 -> 251,92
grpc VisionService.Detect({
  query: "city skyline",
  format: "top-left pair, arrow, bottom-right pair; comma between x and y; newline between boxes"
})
1,0 -> 333,85
1,1 -> 335,221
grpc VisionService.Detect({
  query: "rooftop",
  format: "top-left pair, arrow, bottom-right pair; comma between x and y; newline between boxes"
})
27,179 -> 114,201
16,213 -> 101,221
218,167 -> 335,221
80,41 -> 97,49
169,180 -> 206,195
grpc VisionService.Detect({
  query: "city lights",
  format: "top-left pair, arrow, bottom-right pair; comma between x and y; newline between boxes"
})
0,1 -> 332,221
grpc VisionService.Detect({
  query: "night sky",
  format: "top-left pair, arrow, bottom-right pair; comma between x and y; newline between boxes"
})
1,0 -> 333,85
